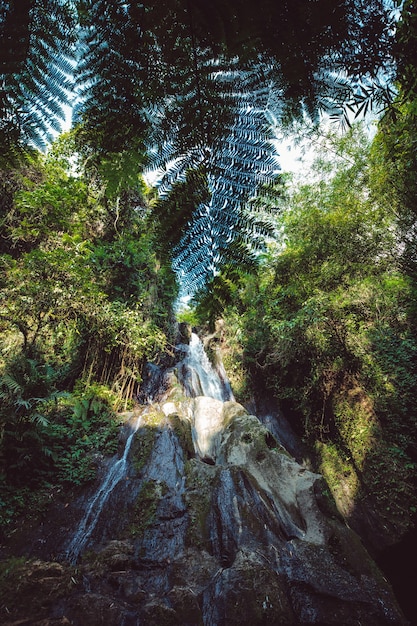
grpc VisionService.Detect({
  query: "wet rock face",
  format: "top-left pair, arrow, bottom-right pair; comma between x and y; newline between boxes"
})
0,340 -> 408,625
177,321 -> 192,344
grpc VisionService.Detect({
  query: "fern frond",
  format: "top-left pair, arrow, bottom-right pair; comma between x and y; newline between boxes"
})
0,0 -> 76,159
30,412 -> 50,428
0,373 -> 24,398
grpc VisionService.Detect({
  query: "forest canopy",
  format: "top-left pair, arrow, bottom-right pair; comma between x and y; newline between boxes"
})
0,0 -> 402,296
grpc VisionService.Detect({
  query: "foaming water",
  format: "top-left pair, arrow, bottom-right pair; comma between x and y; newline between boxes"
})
178,333 -> 234,402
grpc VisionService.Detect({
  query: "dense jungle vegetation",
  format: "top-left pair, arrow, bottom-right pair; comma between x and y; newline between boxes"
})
203,120 -> 417,546
1,2 -> 417,607
0,132 -> 178,525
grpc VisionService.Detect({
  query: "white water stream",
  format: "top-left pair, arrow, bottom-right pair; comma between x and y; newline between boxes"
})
65,413 -> 143,563
179,332 -> 234,401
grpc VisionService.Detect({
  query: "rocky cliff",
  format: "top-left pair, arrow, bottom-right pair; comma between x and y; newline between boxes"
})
0,333 -> 407,625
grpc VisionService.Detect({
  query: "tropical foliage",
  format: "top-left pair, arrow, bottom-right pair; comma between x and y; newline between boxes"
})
73,0 -> 398,296
1,0 -> 416,582
0,0 -> 76,161
1,0 -> 400,295
0,133 -> 177,526
217,123 -> 417,543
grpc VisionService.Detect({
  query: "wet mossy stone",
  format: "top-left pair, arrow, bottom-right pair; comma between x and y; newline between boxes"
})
171,547 -> 219,589
168,412 -> 195,459
81,540 -> 135,574
313,477 -> 344,522
220,409 -> 289,466
177,322 -> 192,344
164,375 -> 192,404
140,601 -> 179,626
281,539 -> 405,624
143,408 -> 166,428
167,586 -> 204,625
126,479 -> 165,539
0,558 -> 78,624
67,592 -> 133,626
130,426 -> 158,475
206,550 -> 296,624
184,458 -> 218,549
222,400 -> 248,426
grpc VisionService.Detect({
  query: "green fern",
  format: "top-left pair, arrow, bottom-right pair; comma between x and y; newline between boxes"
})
0,0 -> 76,160
18,0 -> 396,303
30,412 -> 50,428
0,372 -> 24,399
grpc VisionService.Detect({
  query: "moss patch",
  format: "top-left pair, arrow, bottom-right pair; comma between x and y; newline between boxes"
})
131,426 -> 158,475
80,539 -> 135,573
184,459 -> 217,549
217,328 -> 252,404
333,385 -> 380,472
168,413 -> 195,459
315,440 -> 360,518
126,479 -> 166,538
143,408 -> 166,428
323,384 -> 417,538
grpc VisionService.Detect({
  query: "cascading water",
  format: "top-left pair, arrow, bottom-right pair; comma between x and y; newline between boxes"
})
64,413 -> 143,563
177,332 -> 234,402
64,332 -> 234,563
176,332 -> 237,463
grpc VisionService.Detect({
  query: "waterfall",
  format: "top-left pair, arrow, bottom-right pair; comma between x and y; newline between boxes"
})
177,332 -> 234,402
64,331 -> 233,563
55,329 -> 406,625
64,413 -> 143,563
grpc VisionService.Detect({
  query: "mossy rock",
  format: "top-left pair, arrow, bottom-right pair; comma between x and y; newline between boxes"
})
220,410 -> 289,465
313,477 -> 344,522
143,408 -> 166,428
211,551 -> 296,624
177,322 -> 192,344
126,479 -> 166,539
140,601 -> 179,626
130,426 -> 158,475
66,592 -> 132,626
164,376 -> 192,404
168,412 -> 195,459
167,586 -> 204,625
0,558 -> 78,623
81,540 -> 135,573
184,459 -> 218,549
222,400 -> 249,426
